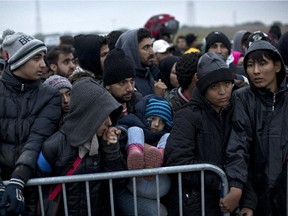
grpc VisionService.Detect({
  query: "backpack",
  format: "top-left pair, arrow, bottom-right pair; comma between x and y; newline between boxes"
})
144,14 -> 179,39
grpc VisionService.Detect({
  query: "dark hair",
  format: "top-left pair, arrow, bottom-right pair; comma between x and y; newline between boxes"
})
107,30 -> 123,50
176,35 -> 185,41
176,52 -> 199,89
245,49 -> 284,86
246,49 -> 280,65
137,28 -> 152,44
46,44 -> 74,65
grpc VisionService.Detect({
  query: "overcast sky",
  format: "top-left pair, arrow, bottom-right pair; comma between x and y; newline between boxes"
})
1,0 -> 287,36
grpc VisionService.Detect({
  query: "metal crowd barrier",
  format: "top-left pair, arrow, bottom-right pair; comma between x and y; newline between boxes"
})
15,164 -> 230,216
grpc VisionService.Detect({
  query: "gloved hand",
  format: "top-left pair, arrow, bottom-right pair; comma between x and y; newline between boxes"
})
0,178 -> 25,215
0,183 -> 6,216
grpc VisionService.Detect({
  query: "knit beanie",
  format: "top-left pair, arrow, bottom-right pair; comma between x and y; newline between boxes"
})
158,56 -> 179,90
62,77 -> 122,147
205,31 -> 231,54
197,52 -> 233,94
144,97 -> 173,129
44,75 -> 72,90
73,34 -> 104,77
103,48 -> 135,86
2,32 -> 47,71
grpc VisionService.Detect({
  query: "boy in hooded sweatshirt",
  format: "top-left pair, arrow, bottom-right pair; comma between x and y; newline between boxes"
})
36,77 -> 125,215
221,40 -> 288,215
164,52 -> 234,216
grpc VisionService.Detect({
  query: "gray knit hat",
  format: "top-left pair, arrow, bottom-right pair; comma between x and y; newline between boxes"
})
61,77 -> 123,147
2,32 -> 47,71
197,52 -> 233,94
44,75 -> 72,90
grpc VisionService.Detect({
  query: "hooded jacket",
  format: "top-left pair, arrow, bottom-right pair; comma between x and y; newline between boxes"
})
225,41 -> 288,214
164,89 -> 233,215
73,34 -> 104,79
232,30 -> 251,54
115,30 -> 155,96
0,67 -> 62,182
37,78 -> 125,215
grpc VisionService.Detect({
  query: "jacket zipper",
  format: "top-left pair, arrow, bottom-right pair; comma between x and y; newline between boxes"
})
21,83 -> 24,91
272,93 -> 276,111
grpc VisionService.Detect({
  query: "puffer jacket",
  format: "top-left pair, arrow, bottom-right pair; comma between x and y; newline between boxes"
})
225,41 -> 288,214
0,67 -> 62,182
164,89 -> 233,215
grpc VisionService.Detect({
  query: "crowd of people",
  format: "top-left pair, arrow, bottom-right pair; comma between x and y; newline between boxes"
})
0,17 -> 287,216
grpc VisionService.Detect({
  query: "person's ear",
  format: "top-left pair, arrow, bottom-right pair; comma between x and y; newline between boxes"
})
275,61 -> 282,73
50,64 -> 57,72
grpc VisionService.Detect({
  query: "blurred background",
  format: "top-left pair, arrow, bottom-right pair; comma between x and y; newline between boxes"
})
1,0 -> 287,44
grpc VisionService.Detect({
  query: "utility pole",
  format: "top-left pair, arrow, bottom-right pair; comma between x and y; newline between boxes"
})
36,0 -> 42,34
187,1 -> 195,27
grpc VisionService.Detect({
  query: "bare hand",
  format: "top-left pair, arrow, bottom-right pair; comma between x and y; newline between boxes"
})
103,127 -> 121,145
219,187 -> 242,213
154,79 -> 167,97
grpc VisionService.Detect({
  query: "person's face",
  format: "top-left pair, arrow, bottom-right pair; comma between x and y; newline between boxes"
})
246,56 -> 280,92
59,87 -> 71,113
154,52 -> 172,64
205,81 -> 233,113
100,44 -> 109,71
53,53 -> 76,78
97,116 -> 112,137
138,37 -> 154,67
147,116 -> 165,132
237,56 -> 244,66
170,63 -> 178,88
14,51 -> 46,80
208,42 -> 229,60
177,38 -> 187,51
106,78 -> 135,103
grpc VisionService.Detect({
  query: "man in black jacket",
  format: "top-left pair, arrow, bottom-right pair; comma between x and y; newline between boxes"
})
0,32 -> 62,215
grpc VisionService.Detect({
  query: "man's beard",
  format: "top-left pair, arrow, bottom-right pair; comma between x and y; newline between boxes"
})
112,94 -> 129,104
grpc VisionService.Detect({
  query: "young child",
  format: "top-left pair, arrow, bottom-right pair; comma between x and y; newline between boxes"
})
117,94 -> 173,199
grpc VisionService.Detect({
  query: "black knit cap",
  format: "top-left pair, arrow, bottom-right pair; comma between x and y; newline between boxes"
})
197,52 -> 233,94
103,48 -> 135,86
158,56 -> 179,90
205,31 -> 231,54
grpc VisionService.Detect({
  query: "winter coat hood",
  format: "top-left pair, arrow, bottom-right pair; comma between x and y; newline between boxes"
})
61,77 -> 122,147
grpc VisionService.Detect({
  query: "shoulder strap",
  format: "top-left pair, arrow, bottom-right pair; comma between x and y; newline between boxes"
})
49,156 -> 82,201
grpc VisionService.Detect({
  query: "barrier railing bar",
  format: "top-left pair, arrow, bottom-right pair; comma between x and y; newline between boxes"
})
155,174 -> 160,216
62,183 -> 68,216
178,172 -> 183,216
4,164 -> 230,216
38,185 -> 44,216
85,181 -> 92,216
109,179 -> 115,216
201,170 -> 205,216
132,177 -> 138,216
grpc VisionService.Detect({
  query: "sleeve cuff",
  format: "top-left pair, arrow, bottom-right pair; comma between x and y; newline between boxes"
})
12,165 -> 33,184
